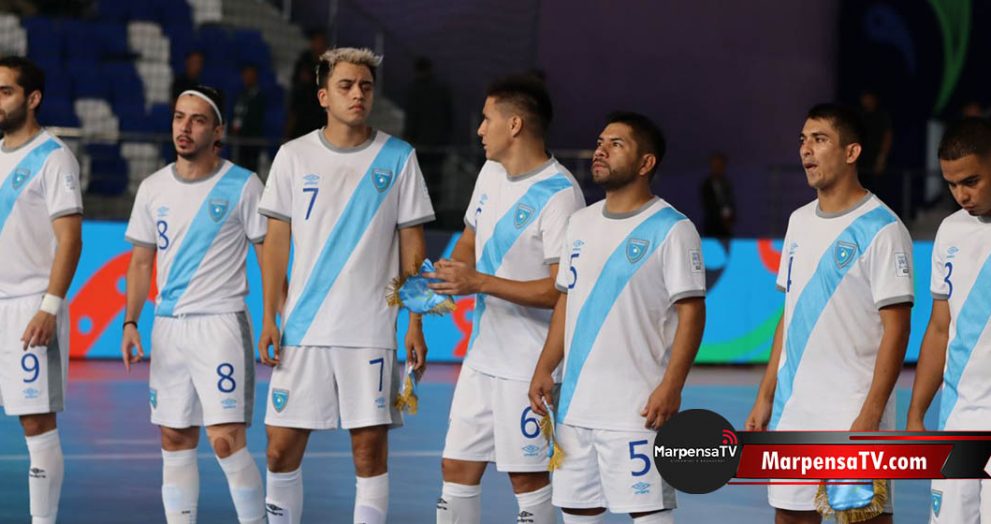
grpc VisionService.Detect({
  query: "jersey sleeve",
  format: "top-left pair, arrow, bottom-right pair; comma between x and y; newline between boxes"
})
930,224 -> 949,300
539,186 -> 585,264
463,163 -> 490,230
554,222 -> 574,293
867,222 -> 915,308
124,181 -> 155,248
41,147 -> 83,219
396,150 -> 435,228
240,174 -> 268,244
776,215 -> 794,292
258,146 -> 294,222
659,219 -> 706,302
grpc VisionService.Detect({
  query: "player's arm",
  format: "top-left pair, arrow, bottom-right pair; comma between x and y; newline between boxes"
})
21,214 -> 82,351
427,252 -> 561,309
399,224 -> 428,375
852,302 -> 912,432
529,293 -> 567,417
259,218 -> 291,365
643,297 -> 705,430
746,315 -> 784,431
121,244 -> 155,369
906,299 -> 950,431
448,225 -> 476,268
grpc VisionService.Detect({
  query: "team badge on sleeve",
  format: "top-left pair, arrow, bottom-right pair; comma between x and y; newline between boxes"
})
149,388 -> 158,409
209,199 -> 229,222
626,238 -> 649,263
272,389 -> 290,413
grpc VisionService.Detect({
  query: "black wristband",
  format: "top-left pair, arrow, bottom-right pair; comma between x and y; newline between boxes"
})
123,320 -> 138,330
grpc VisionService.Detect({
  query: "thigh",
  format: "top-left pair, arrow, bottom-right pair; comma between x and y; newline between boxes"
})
442,366 -> 496,463
594,428 -> 676,514
186,313 -> 256,427
493,376 -> 549,473
264,345 -> 339,430
550,423 -> 607,510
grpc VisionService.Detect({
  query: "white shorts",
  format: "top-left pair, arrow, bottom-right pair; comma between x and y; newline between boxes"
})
0,295 -> 69,416
929,479 -> 991,523
552,423 -> 677,515
149,312 -> 256,428
768,480 -> 893,513
442,365 -> 549,472
264,346 -> 402,431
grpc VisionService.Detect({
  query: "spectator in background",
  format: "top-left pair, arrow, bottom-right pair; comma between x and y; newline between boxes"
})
700,152 -> 735,237
285,30 -> 328,139
858,90 -> 894,196
961,100 -> 986,118
231,65 -> 265,172
170,50 -> 204,103
403,57 -> 451,207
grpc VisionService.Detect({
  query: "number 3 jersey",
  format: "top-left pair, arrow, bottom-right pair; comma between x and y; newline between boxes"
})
555,198 -> 706,431
931,209 -> 991,430
125,160 -> 267,316
259,130 -> 434,349
771,193 -> 913,431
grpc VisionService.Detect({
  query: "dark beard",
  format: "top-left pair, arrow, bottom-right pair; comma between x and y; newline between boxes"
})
594,166 -> 638,191
0,102 -> 28,134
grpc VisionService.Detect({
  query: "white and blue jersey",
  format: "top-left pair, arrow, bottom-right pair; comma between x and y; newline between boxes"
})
0,129 -> 82,299
125,160 -> 267,316
258,129 -> 434,349
931,209 -> 991,430
771,193 -> 913,431
462,158 -> 584,381
555,198 -> 705,431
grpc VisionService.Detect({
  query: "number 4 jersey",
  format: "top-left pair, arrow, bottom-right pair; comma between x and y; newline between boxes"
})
125,160 -> 267,316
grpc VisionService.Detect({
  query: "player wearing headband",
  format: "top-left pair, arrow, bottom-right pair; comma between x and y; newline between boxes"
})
122,85 -> 268,524
258,48 -> 433,524
0,55 -> 83,524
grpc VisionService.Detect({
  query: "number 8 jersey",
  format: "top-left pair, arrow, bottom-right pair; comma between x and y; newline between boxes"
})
125,160 -> 267,316
258,130 -> 434,349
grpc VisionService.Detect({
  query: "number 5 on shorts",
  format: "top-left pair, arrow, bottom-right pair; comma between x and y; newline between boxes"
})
629,440 -> 650,477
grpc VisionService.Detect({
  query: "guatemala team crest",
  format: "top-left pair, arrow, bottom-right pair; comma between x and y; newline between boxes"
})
834,241 -> 857,269
514,204 -> 535,229
372,168 -> 393,192
149,388 -> 157,409
272,389 -> 290,413
209,199 -> 229,222
931,489 -> 942,517
626,238 -> 650,263
11,168 -> 29,189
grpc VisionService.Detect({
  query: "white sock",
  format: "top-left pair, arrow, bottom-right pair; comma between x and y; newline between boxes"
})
436,482 -> 481,524
217,448 -> 265,524
266,467 -> 303,524
562,512 -> 605,524
26,429 -> 63,524
515,484 -> 554,523
162,448 -> 199,523
633,510 -> 673,524
354,472 -> 389,524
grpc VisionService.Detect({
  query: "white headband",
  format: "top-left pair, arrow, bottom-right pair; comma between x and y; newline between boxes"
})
178,89 -> 223,125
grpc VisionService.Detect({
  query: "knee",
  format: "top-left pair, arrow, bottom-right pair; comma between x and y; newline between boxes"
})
19,414 -> 56,437
160,427 -> 197,451
508,472 -> 549,494
206,424 -> 245,459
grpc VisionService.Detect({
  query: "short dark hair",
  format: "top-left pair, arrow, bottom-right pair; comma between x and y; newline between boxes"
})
806,103 -> 865,146
938,117 -> 991,161
605,111 -> 667,177
485,74 -> 553,138
0,56 -> 45,108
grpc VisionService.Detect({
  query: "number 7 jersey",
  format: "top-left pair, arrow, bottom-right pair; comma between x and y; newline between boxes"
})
259,130 -> 434,349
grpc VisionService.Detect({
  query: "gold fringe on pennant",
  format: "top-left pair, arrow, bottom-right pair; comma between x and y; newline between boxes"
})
393,372 -> 419,415
815,479 -> 887,523
385,274 -> 410,308
539,409 -> 566,471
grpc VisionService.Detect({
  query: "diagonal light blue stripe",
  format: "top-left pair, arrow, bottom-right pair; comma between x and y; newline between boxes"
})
282,137 -> 412,345
0,138 -> 61,235
770,206 -> 897,429
556,206 -> 686,423
939,251 -> 991,429
468,175 -> 573,351
156,164 -> 252,316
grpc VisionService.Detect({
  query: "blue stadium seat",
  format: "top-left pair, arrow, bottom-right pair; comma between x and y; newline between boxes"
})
86,144 -> 128,195
96,0 -> 130,23
100,23 -> 131,59
38,97 -> 80,128
43,70 -> 72,102
117,105 -> 154,134
22,17 -> 61,63
62,20 -> 103,62
158,0 -> 192,32
104,62 -> 146,109
67,62 -> 110,100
